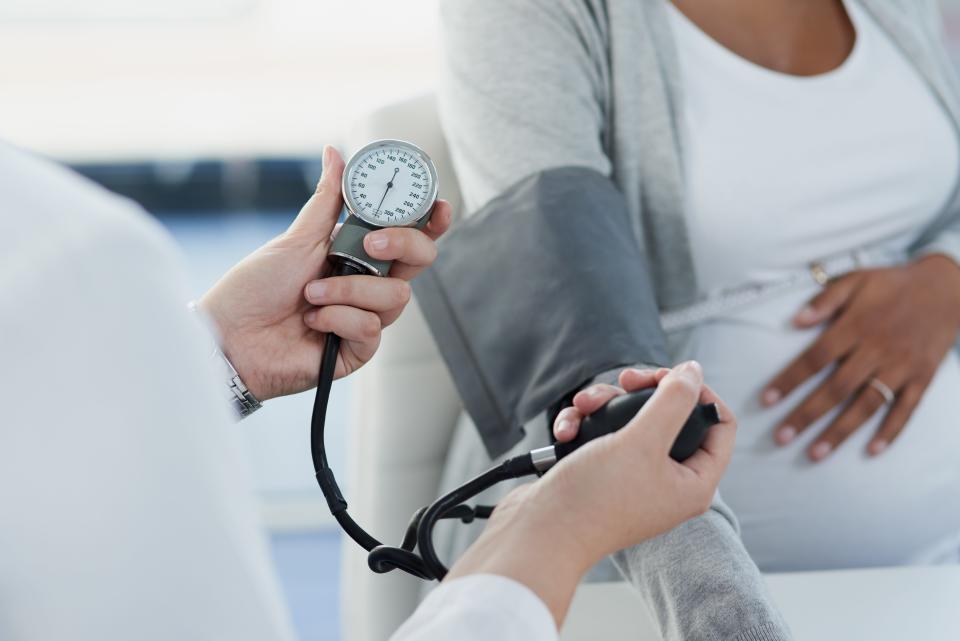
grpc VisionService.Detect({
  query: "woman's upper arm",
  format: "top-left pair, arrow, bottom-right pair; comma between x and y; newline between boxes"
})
439,0 -> 612,209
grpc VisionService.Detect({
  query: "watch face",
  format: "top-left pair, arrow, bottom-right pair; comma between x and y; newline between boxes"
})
342,140 -> 439,227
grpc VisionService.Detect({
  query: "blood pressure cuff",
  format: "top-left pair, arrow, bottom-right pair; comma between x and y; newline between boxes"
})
413,167 -> 669,458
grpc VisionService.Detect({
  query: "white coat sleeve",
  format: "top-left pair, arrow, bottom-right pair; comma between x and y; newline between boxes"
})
389,575 -> 557,641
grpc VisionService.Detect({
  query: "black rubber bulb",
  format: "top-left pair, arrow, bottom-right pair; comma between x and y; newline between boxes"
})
553,388 -> 721,463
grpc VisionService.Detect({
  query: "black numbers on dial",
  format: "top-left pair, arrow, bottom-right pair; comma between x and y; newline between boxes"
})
347,146 -> 432,226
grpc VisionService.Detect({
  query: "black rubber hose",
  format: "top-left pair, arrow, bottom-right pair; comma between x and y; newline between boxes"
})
312,260 -> 537,580
311,259 -> 433,578
311,260 -> 383,552
416,454 -> 536,580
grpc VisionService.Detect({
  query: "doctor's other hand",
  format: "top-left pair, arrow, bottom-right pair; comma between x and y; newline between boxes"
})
548,363 -> 736,551
446,362 -> 737,626
198,145 -> 452,401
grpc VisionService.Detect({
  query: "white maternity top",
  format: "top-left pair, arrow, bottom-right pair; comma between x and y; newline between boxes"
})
669,0 -> 960,570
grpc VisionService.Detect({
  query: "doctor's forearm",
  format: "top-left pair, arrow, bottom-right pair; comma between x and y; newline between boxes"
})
445,486 -> 590,628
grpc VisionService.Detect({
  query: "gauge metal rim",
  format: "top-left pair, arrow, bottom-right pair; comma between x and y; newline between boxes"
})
341,138 -> 440,228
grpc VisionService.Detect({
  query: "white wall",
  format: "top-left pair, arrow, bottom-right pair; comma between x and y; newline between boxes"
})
0,0 -> 442,161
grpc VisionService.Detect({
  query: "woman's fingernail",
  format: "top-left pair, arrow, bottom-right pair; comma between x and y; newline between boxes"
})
322,145 -> 332,168
776,426 -> 797,445
762,388 -> 782,406
556,419 -> 573,437
795,305 -> 817,324
368,233 -> 389,251
585,387 -> 603,398
306,282 -> 328,301
810,441 -> 833,461
869,440 -> 888,456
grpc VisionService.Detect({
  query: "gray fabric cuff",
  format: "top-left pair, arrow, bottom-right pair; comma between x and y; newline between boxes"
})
413,167 -> 669,458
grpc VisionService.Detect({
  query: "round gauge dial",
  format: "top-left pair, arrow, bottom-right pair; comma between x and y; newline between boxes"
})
342,140 -> 439,227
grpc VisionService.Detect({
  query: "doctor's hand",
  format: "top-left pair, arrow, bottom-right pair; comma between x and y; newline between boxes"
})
446,362 -> 736,627
198,146 -> 452,401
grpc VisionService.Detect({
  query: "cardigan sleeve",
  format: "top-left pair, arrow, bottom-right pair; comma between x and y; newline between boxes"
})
907,0 -> 960,269
430,0 -> 666,456
438,0 -> 612,213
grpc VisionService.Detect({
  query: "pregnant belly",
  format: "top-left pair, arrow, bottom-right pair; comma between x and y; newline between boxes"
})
675,288 -> 960,571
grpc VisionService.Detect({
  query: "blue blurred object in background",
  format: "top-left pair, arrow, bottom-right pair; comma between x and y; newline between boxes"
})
271,531 -> 341,641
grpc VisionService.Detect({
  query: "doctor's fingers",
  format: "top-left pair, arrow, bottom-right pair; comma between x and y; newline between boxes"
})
367,201 -> 453,282
679,385 -> 737,487
573,369 -> 660,415
303,304 -> 382,348
619,367 -> 670,391
554,407 -> 584,442
304,275 -> 411,327
572,384 -> 625,414
558,370 -> 662,442
554,384 -> 624,443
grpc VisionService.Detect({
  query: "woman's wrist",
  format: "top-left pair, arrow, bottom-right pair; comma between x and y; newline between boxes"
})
911,253 -> 960,324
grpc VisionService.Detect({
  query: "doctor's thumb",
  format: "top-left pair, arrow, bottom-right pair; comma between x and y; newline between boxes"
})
621,361 -> 704,451
288,145 -> 346,239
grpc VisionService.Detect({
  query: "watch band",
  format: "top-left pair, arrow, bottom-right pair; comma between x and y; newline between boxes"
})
217,347 -> 263,418
187,301 -> 262,419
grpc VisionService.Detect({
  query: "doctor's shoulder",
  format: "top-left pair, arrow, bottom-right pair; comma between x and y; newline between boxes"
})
0,140 -> 187,295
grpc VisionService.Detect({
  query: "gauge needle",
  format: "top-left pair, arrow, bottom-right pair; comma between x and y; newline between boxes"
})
376,168 -> 400,213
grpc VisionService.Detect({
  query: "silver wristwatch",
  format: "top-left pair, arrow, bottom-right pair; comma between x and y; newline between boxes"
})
217,347 -> 263,418
188,301 -> 262,419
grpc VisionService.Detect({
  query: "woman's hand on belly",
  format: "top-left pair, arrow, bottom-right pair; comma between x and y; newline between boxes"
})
760,253 -> 960,461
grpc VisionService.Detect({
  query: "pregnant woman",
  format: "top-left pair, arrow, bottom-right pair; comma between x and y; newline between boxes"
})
436,0 -> 960,578
665,0 -> 960,570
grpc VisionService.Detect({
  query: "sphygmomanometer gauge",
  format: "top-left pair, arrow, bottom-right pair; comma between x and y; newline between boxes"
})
330,139 -> 439,276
